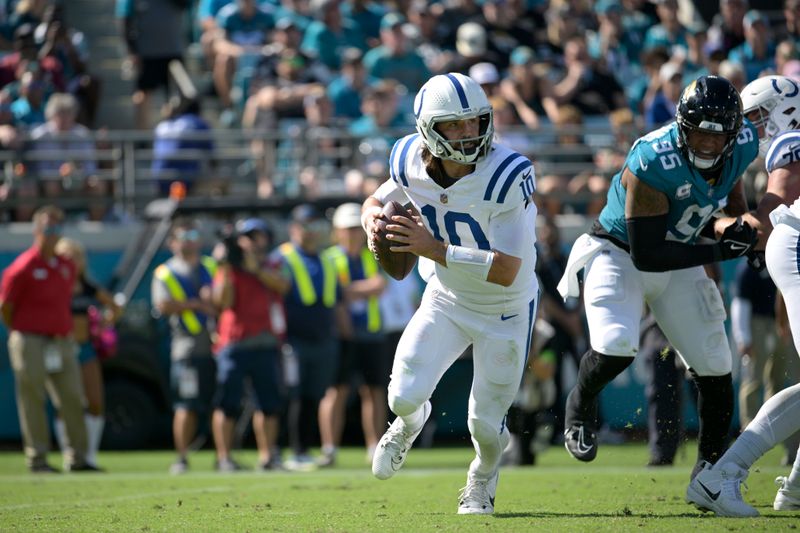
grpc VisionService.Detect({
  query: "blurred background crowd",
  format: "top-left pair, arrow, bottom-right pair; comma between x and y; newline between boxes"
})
0,0 -> 796,222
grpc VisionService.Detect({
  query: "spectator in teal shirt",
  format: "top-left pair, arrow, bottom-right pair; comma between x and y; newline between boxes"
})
327,47 -> 377,119
642,0 -> 686,54
728,10 -> 776,82
11,71 -> 46,128
349,80 -> 407,147
272,0 -> 314,33
213,0 -> 274,112
362,13 -> 430,93
341,0 -> 385,47
300,0 -> 366,71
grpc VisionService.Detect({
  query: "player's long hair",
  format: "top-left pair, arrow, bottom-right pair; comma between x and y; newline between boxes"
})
420,145 -> 449,183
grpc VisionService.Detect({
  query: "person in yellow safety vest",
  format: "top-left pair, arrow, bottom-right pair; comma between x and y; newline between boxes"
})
151,219 -> 219,475
318,203 -> 388,467
272,204 -> 351,471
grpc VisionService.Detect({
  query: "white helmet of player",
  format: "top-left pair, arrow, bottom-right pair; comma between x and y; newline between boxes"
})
741,75 -> 800,157
413,72 -> 494,164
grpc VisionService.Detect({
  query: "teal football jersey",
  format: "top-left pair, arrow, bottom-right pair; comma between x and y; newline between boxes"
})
598,121 -> 758,244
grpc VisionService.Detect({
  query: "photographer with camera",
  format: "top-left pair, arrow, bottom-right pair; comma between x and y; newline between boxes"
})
211,218 -> 290,472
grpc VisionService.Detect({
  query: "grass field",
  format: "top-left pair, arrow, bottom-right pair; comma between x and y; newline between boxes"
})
0,442 -> 796,532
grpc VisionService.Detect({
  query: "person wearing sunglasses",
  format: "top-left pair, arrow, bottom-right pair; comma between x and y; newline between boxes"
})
1,205 -> 95,472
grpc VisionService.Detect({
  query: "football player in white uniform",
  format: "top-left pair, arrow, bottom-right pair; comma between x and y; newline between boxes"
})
558,76 -> 759,481
361,72 -> 539,515
688,75 -> 800,517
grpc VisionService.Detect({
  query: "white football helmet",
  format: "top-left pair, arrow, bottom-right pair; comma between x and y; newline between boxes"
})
413,72 -> 494,164
741,75 -> 800,157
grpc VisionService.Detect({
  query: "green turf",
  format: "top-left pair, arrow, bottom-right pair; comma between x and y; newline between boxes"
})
0,442 -> 796,532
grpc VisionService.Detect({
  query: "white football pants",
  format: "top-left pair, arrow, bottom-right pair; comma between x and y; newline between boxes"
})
766,222 -> 800,355
583,243 -> 732,376
387,284 -> 537,480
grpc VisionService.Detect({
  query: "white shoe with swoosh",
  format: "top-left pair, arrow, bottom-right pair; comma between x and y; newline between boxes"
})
774,476 -> 800,511
458,469 -> 499,515
372,401 -> 432,480
685,461 -> 759,517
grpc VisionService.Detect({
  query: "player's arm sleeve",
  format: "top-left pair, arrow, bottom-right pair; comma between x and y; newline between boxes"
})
624,168 -> 720,271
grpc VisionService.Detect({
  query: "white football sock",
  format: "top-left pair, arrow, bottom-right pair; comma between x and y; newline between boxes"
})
84,414 -> 105,466
718,383 -> 800,471
400,406 -> 425,433
468,420 -> 510,480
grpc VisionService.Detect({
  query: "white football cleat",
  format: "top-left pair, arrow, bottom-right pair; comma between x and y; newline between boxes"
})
774,476 -> 800,511
372,401 -> 431,480
458,469 -> 499,515
686,461 -> 759,517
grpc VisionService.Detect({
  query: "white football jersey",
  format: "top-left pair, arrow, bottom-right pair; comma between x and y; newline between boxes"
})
765,130 -> 800,218
374,133 -> 539,315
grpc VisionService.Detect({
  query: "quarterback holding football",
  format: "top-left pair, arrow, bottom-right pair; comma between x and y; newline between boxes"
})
360,72 -> 539,515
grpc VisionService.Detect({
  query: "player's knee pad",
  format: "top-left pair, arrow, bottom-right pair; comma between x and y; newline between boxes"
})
590,325 -> 638,357
388,392 -> 420,418
468,417 -> 503,448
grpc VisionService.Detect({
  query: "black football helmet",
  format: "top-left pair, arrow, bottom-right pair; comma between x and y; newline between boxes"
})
676,75 -> 743,171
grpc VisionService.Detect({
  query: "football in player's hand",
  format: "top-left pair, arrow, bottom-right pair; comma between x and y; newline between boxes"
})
374,201 -> 418,280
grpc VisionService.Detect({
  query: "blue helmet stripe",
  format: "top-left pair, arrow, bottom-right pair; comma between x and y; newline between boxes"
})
484,153 -> 524,201
398,134 -> 419,187
497,160 -> 532,204
445,74 -> 469,110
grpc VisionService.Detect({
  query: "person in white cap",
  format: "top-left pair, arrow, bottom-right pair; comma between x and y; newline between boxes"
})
318,203 -> 388,467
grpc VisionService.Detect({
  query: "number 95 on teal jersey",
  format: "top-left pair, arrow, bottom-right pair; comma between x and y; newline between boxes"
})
598,120 -> 758,245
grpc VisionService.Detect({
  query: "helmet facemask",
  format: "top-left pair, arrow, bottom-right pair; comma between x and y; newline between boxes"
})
677,120 -> 739,170
414,73 -> 495,165
421,109 -> 494,165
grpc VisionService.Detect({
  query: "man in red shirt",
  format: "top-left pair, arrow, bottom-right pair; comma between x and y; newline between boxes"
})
0,206 -> 93,472
211,218 -> 290,471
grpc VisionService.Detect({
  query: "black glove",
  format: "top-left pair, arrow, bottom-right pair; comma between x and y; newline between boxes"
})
747,249 -> 766,272
715,219 -> 757,260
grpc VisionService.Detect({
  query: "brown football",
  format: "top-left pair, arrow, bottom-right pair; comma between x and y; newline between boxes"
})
374,201 -> 418,280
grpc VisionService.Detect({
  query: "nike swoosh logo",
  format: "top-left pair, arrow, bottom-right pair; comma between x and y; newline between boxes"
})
500,314 -> 519,321
638,154 -> 648,171
576,428 -> 593,454
697,479 -> 721,501
727,242 -> 747,251
390,453 -> 405,471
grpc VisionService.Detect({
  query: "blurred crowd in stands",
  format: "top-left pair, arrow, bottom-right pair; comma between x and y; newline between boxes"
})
0,0 -> 799,221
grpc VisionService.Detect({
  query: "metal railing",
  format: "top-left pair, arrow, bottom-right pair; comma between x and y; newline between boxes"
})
0,122 -> 639,218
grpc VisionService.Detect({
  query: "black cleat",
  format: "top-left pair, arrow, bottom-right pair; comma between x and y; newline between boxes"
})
30,463 -> 59,474
66,462 -> 104,473
564,424 -> 598,462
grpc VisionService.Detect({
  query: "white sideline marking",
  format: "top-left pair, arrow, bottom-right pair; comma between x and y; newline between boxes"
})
0,485 -> 230,511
